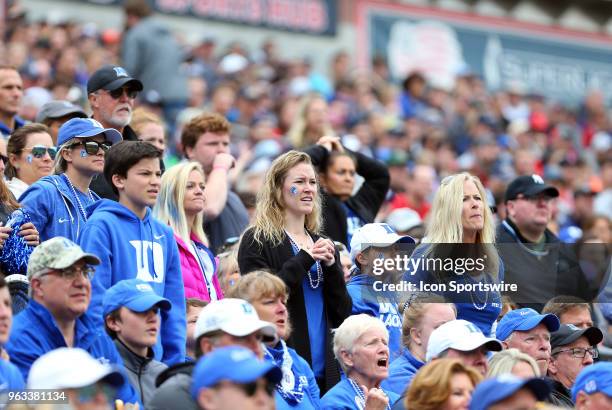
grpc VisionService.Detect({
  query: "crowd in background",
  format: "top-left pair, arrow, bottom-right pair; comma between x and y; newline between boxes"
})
0,0 -> 610,409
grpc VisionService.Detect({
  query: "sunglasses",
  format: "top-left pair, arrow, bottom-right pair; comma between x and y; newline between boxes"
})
68,140 -> 112,155
23,145 -> 57,160
220,379 -> 275,397
0,154 -> 8,164
107,87 -> 138,99
77,383 -> 116,403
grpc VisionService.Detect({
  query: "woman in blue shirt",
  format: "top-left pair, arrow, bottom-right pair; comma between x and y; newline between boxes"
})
403,173 -> 504,337
238,150 -> 352,393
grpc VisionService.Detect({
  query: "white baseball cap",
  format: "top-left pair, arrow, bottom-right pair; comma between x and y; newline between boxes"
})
27,348 -> 124,390
350,223 -> 415,262
385,208 -> 423,233
195,298 -> 277,342
426,319 -> 503,362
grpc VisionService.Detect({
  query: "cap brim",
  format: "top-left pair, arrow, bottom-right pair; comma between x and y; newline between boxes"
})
125,294 -> 172,313
451,336 -> 503,353
516,314 -> 560,333
222,319 -> 277,341
51,253 -> 101,270
103,78 -> 144,92
36,107 -> 87,123
523,185 -> 559,198
71,127 -> 122,145
559,327 -> 604,347
522,378 -> 552,401
228,360 -> 282,385
59,364 -> 124,389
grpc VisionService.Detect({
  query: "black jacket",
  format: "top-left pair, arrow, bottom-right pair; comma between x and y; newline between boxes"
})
149,362 -> 196,410
496,219 -> 595,311
304,145 -> 390,246
546,378 -> 574,408
238,227 -> 352,392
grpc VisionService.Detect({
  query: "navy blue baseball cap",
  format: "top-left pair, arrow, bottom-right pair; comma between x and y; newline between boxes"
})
87,65 -> 143,94
571,362 -> 612,402
496,308 -> 560,341
191,346 -> 282,399
102,278 -> 171,318
57,117 -> 122,147
469,375 -> 551,410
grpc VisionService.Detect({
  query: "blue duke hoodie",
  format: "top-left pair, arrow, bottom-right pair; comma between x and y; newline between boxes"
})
346,272 -> 402,361
79,200 -> 186,365
5,300 -> 139,405
380,349 -> 424,396
321,378 -> 399,409
19,175 -> 101,242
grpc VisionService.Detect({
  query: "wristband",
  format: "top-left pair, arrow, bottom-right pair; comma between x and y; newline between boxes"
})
212,165 -> 229,172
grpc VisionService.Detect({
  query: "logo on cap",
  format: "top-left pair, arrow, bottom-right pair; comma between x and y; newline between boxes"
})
567,324 -> 580,331
531,174 -> 544,184
241,302 -> 254,314
230,349 -> 252,362
113,67 -> 129,78
136,283 -> 153,292
585,380 -> 597,393
520,310 -> 530,316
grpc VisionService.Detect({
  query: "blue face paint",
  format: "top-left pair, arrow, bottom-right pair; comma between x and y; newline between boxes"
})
289,186 -> 298,196
80,150 -> 88,158
26,154 -> 33,164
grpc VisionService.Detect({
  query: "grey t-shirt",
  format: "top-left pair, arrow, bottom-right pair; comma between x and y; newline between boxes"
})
204,190 -> 249,253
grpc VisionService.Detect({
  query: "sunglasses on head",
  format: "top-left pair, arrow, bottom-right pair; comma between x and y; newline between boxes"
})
68,140 -> 112,155
23,145 -> 57,160
107,87 -> 138,99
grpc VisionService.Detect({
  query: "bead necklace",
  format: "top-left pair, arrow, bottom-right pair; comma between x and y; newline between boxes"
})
285,230 -> 322,289
348,378 -> 391,410
62,174 -> 94,222
264,340 -> 306,404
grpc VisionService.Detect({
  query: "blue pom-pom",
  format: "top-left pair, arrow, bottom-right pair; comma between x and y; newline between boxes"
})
0,209 -> 34,275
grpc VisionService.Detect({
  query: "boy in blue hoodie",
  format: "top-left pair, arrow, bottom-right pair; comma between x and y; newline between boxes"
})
19,118 -> 122,242
79,141 -> 186,365
346,223 -> 414,362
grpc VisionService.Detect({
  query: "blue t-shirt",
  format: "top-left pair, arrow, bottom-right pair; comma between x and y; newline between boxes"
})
321,378 -> 399,410
403,245 -> 503,337
0,358 -> 25,392
380,349 -> 424,396
303,275 -> 326,378
346,274 -> 402,361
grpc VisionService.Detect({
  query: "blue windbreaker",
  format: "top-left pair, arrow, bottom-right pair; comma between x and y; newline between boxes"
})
346,272 -> 402,361
19,175 -> 101,242
380,349 -> 423,396
5,300 -> 139,405
79,199 -> 186,365
321,378 -> 399,409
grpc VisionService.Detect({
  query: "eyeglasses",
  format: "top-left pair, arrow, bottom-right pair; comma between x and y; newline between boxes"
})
217,379 -> 275,397
0,154 -> 8,164
77,383 -> 116,403
553,347 -> 598,359
67,140 -> 112,155
42,265 -> 95,281
22,145 -> 57,160
106,87 -> 138,100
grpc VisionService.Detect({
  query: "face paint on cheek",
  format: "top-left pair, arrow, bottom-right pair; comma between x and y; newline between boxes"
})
26,154 -> 33,164
80,150 -> 88,158
289,186 -> 298,196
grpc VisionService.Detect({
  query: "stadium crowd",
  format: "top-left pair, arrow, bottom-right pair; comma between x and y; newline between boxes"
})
0,0 -> 610,409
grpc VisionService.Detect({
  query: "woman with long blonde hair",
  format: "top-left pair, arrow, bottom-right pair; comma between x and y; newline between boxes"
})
403,172 -> 504,337
238,150 -> 351,393
154,161 -> 223,301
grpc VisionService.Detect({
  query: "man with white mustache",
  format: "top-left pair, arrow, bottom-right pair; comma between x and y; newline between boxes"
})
87,65 -> 143,199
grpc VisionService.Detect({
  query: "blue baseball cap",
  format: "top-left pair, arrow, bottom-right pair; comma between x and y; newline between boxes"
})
571,362 -> 612,402
191,346 -> 282,399
469,375 -> 551,410
496,308 -> 560,341
102,279 -> 171,318
57,117 -> 122,147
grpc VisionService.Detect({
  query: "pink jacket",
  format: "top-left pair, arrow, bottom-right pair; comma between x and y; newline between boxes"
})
175,233 -> 224,302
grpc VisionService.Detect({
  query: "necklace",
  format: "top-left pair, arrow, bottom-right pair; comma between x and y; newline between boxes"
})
285,230 -> 322,289
62,174 -> 94,222
465,273 -> 488,311
348,378 -> 391,410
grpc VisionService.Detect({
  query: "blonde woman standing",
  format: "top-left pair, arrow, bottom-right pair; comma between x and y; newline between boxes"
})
403,172 -> 504,337
238,150 -> 351,393
154,161 -> 223,302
